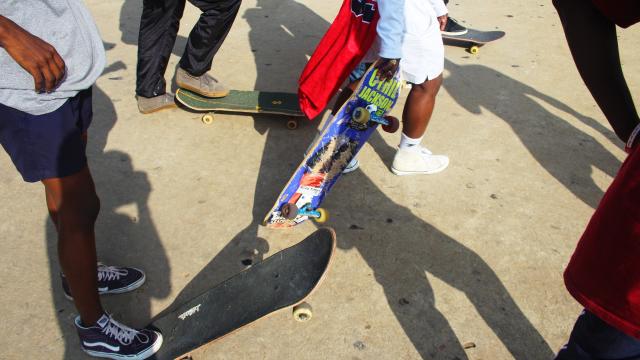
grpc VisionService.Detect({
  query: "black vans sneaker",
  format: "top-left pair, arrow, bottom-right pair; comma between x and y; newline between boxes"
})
442,17 -> 468,36
75,314 -> 162,360
62,263 -> 146,300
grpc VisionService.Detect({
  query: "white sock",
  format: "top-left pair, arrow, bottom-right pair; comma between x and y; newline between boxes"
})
399,133 -> 423,149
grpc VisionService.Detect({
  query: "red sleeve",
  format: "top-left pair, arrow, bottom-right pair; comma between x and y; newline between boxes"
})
298,0 -> 379,120
591,0 -> 640,28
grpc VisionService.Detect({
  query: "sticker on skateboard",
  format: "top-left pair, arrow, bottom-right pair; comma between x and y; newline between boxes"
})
175,89 -> 304,129
263,61 -> 401,228
442,28 -> 505,54
147,228 -> 336,359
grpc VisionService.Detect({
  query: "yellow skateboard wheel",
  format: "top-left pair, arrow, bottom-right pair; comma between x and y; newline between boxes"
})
293,302 -> 313,322
314,208 -> 328,223
469,46 -> 479,55
352,107 -> 370,125
202,113 -> 214,125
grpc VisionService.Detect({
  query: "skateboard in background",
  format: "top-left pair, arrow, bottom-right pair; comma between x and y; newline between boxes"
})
176,89 -> 304,130
442,29 -> 505,54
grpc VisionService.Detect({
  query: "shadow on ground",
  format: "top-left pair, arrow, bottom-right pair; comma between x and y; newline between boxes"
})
159,1 -> 567,359
47,1 -> 621,358
443,58 -> 620,208
46,58 -> 171,359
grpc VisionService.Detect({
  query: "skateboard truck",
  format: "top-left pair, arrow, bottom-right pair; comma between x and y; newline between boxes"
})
280,203 -> 328,223
352,105 -> 400,133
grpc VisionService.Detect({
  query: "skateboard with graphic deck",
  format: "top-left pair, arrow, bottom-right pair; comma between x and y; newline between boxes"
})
442,28 -> 505,54
147,228 -> 336,360
175,89 -> 304,129
263,61 -> 401,228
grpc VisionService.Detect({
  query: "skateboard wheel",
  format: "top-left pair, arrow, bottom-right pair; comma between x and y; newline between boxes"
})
280,203 -> 299,219
293,302 -> 313,322
286,118 -> 299,130
382,116 -> 400,133
352,107 -> 370,125
314,208 -> 328,223
202,113 -> 214,125
469,46 -> 479,55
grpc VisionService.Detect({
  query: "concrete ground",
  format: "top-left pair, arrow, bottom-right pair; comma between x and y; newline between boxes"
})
1,0 -> 639,359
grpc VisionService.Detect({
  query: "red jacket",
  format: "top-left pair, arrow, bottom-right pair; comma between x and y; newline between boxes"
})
591,0 -> 640,28
564,144 -> 640,339
298,0 -> 379,120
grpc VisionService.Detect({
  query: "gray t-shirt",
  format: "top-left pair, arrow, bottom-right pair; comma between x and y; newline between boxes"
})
0,0 -> 106,115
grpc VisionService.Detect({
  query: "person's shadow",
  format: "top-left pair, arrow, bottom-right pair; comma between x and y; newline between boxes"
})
328,131 -> 556,358
152,0 -> 330,324
46,58 -> 171,359
161,1 -> 555,359
442,58 -> 621,208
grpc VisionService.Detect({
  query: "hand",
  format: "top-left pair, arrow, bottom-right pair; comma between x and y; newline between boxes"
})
375,57 -> 400,81
0,16 -> 66,93
438,14 -> 448,31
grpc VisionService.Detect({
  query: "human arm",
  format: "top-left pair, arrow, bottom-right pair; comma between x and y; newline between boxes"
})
428,0 -> 449,30
0,15 -> 66,92
375,0 -> 405,80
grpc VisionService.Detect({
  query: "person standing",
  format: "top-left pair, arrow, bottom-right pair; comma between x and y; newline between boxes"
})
333,0 -> 450,176
135,0 -> 241,114
552,0 -> 640,358
0,2 -> 162,359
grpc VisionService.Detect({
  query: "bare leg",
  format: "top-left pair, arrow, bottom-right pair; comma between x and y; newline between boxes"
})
553,0 -> 639,142
42,166 -> 103,325
403,75 -> 443,138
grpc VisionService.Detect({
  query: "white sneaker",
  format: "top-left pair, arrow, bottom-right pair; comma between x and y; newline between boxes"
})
391,146 -> 449,175
343,157 -> 360,173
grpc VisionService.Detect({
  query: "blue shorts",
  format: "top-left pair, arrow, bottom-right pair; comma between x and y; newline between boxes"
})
0,88 -> 93,182
555,310 -> 640,360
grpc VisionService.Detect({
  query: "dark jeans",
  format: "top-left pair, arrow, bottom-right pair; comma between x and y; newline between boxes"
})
556,310 -> 640,360
136,0 -> 241,97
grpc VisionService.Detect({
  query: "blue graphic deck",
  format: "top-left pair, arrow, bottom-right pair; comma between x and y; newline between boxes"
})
263,62 -> 401,228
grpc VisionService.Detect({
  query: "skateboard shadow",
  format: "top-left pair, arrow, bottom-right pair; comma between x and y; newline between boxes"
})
441,58 -> 621,209
226,0 -> 330,242
45,61 -> 172,359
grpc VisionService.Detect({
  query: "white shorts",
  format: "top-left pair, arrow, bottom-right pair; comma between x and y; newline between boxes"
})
365,0 -> 445,84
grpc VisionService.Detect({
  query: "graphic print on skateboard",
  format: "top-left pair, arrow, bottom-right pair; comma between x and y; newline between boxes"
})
175,89 -> 303,129
148,228 -> 336,360
442,28 -> 505,54
263,61 -> 401,228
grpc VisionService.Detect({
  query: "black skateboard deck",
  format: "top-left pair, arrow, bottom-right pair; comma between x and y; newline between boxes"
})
147,228 -> 336,359
175,89 -> 303,129
442,29 -> 505,54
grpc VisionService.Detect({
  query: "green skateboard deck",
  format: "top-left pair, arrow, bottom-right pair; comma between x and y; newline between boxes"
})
176,89 -> 303,129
